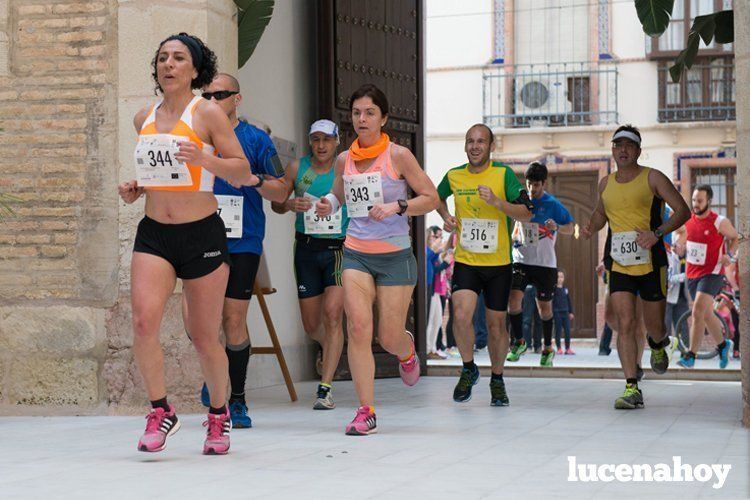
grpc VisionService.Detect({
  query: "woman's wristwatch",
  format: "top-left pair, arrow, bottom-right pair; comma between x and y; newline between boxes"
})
397,199 -> 408,216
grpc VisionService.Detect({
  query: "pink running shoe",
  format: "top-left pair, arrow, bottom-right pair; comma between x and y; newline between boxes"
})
203,407 -> 232,455
345,406 -> 377,436
137,405 -> 180,453
565,348 -> 575,355
556,348 -> 563,355
399,331 -> 420,386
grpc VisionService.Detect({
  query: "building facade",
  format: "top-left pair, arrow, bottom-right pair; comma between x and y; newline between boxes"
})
425,0 -> 737,337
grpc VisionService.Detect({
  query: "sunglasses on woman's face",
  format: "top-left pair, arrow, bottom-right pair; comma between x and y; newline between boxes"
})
202,90 -> 239,101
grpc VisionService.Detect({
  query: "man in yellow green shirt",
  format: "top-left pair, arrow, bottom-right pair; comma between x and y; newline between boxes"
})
436,124 -> 532,406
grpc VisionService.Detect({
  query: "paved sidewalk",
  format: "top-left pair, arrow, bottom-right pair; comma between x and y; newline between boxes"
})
0,378 -> 746,499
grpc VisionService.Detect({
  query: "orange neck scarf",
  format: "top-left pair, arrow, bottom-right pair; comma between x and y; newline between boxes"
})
349,133 -> 390,162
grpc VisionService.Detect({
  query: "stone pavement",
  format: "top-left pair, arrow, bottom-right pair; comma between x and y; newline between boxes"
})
0,378 -> 746,499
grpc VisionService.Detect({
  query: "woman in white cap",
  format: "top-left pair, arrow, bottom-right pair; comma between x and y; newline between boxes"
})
272,119 -> 349,410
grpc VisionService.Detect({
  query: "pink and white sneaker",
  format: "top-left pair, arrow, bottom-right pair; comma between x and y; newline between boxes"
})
398,331 -> 420,386
345,406 -> 377,436
137,405 -> 180,453
203,407 -> 232,455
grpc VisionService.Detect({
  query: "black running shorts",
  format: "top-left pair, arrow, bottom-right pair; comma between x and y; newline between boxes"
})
687,273 -> 726,300
226,252 -> 261,300
451,262 -> 512,311
294,232 -> 344,299
608,267 -> 667,302
133,213 -> 230,280
510,263 -> 557,301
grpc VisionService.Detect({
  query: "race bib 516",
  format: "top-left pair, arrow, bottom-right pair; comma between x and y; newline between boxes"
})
461,218 -> 499,254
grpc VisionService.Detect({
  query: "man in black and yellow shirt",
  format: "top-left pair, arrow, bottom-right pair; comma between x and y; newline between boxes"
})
436,124 -> 531,406
583,125 -> 689,410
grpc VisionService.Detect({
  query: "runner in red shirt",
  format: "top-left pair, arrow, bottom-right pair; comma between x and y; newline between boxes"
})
677,184 -> 739,369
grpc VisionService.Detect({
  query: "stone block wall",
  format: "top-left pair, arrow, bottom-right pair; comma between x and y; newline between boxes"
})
0,0 -> 118,406
734,2 -> 750,427
107,0 -> 239,410
0,0 -> 315,411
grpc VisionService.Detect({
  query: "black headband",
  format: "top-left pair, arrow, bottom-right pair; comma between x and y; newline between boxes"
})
163,33 -> 203,71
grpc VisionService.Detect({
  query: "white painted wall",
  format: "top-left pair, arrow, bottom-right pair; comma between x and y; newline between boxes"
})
617,61 -> 660,125
611,0 -> 648,59
425,0 -> 493,68
425,69 -> 484,134
236,0 -> 317,389
515,0 -> 590,65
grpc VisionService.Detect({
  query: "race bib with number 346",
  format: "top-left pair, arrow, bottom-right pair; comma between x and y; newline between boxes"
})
303,194 -> 342,235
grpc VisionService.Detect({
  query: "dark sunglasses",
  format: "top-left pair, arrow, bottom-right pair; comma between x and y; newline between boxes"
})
202,90 -> 239,101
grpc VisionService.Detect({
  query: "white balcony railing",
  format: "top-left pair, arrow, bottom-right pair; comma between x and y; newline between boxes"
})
483,62 -> 618,129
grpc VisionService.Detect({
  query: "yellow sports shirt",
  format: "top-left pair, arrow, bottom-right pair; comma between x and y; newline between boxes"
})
438,162 -> 523,266
601,166 -> 667,276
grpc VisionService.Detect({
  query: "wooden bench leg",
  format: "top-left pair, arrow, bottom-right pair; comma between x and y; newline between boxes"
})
254,283 -> 298,402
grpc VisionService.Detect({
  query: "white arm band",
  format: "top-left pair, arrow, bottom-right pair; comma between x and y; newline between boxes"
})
324,192 -> 341,214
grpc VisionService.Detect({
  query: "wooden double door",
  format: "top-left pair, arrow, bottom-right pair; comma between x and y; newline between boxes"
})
317,0 -> 425,378
545,171 -> 599,338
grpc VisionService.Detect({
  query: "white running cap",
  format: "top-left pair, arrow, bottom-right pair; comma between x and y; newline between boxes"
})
611,130 -> 641,145
309,119 -> 339,138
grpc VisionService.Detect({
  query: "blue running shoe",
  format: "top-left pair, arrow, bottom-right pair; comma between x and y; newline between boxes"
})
229,400 -> 252,428
200,382 -> 210,408
719,339 -> 733,369
677,355 -> 695,368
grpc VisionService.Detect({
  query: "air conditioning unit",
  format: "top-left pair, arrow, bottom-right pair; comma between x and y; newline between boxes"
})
514,77 -> 571,119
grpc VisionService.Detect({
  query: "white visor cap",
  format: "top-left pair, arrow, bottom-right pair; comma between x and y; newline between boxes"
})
309,119 -> 339,139
611,130 -> 641,145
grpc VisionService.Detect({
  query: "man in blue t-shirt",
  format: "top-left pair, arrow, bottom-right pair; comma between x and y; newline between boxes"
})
505,162 -> 574,367
188,73 -> 287,428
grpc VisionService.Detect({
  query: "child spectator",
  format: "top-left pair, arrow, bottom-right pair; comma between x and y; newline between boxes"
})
553,270 -> 574,354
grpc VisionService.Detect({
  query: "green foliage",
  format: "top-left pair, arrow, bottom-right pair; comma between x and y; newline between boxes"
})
0,193 -> 19,222
634,1 -> 734,83
669,10 -> 734,82
235,0 -> 274,68
635,0 -> 675,36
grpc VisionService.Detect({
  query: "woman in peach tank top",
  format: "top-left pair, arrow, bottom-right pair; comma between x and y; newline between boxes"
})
117,33 -> 256,455
316,84 -> 439,435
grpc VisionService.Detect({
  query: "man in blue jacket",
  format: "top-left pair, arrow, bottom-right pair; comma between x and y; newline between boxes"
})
187,73 -> 287,428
